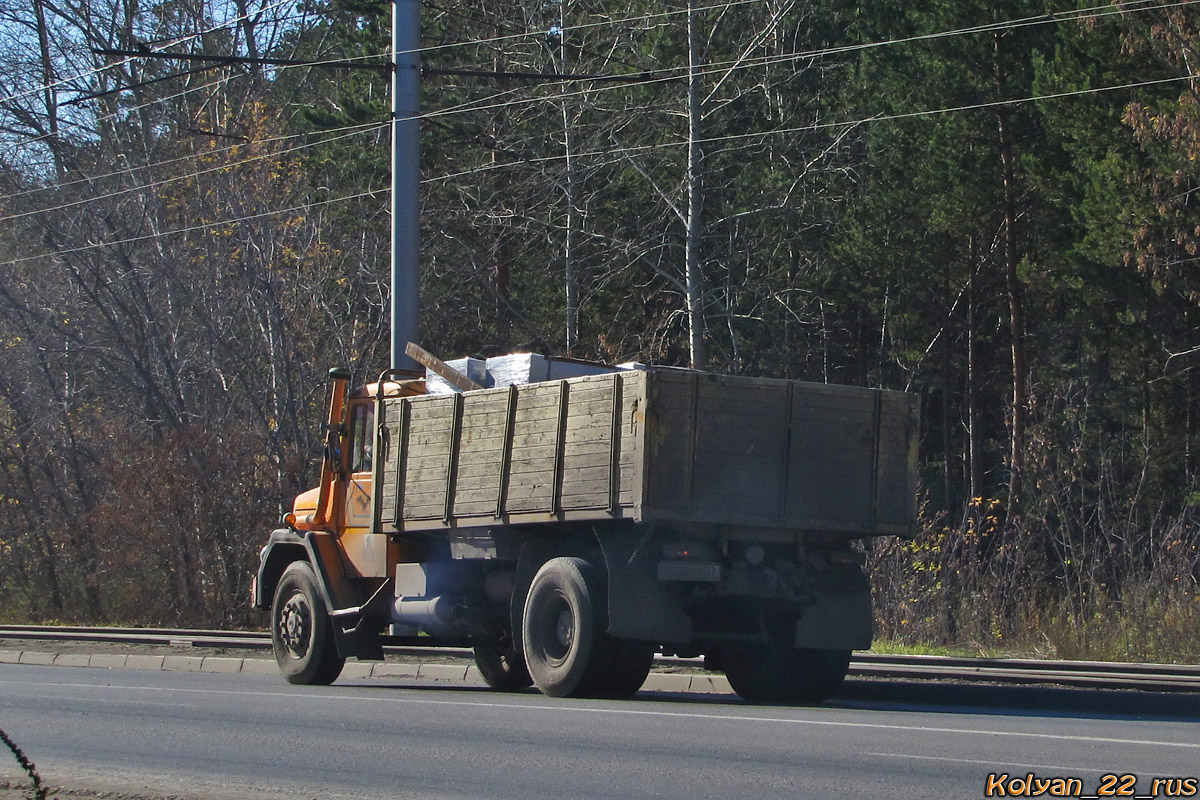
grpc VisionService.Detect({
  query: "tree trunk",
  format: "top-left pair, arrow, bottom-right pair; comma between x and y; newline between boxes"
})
941,257 -> 952,512
995,34 -> 1027,526
967,234 -> 982,507
33,0 -> 64,179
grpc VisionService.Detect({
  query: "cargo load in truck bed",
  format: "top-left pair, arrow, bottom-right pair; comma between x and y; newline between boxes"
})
373,368 -> 918,537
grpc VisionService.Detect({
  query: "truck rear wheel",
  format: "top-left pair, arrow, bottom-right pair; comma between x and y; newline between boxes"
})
723,645 -> 850,704
473,641 -> 533,691
271,561 -> 345,685
521,556 -> 610,698
589,637 -> 655,698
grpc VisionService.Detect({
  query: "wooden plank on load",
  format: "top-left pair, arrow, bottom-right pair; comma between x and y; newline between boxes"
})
477,424 -> 613,451
452,500 -> 501,517
455,461 -> 508,482
505,485 -> 554,512
405,342 -> 484,391
460,401 -> 563,427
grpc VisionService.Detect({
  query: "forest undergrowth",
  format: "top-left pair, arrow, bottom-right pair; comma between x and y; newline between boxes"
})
870,498 -> 1200,663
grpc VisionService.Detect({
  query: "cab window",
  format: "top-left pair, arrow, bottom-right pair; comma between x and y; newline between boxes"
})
348,403 -> 374,474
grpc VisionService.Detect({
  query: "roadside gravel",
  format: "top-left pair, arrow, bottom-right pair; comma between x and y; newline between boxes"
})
0,782 -> 196,800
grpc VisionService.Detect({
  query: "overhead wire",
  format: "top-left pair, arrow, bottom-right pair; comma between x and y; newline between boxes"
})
396,0 -> 1184,124
0,120 -> 385,205
0,0 -> 742,247
413,0 -> 771,59
0,0 -> 321,162
6,0 -> 1180,147
421,0 -> 662,79
422,71 -> 1200,185
0,0 -> 768,118
65,0 -> 1177,151
5,49 -> 389,153
417,0 -> 1197,123
5,0 -> 1189,125
0,8 -> 562,204
692,0 -> 1197,84
2,0 -> 1192,234
16,0 -> 667,149
0,0 -> 298,108
0,121 -> 388,222
7,64 -> 1191,248
0,0 -> 884,127
0,188 -> 384,269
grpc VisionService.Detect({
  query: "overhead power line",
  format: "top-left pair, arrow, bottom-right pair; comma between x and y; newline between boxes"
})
414,0 -> 772,59
7,0 -> 1194,119
95,47 -> 677,86
63,65 -> 222,107
0,0 -> 297,108
423,71 -> 1200,186
6,66 -> 1196,262
3,0 -> 1193,225
0,120 -> 385,204
0,188 -> 384,269
0,122 -> 388,223
418,0 -> 1198,125
8,0 -> 1188,147
95,47 -> 392,73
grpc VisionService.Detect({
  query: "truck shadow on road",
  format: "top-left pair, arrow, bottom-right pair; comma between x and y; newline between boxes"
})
346,678 -> 1198,723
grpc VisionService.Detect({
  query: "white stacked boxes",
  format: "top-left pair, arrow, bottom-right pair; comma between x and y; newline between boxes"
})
425,352 -> 629,394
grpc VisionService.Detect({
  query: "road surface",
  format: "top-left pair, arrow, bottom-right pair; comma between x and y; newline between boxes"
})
1,663 -> 1196,799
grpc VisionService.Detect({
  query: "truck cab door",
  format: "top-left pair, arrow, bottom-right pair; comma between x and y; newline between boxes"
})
344,400 -> 374,530
335,399 -> 390,578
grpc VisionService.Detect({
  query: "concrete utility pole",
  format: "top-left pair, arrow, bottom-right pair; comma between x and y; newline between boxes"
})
684,0 -> 706,370
391,0 -> 420,370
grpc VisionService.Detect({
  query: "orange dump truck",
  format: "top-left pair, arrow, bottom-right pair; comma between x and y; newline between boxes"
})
252,361 -> 918,702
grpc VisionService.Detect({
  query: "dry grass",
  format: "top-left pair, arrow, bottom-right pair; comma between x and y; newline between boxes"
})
869,497 -> 1200,664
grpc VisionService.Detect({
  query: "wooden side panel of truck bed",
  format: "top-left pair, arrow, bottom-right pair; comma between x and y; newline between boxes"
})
373,369 -> 917,536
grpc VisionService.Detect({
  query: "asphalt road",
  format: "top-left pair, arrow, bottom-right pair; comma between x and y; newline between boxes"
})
1,663 -> 1197,800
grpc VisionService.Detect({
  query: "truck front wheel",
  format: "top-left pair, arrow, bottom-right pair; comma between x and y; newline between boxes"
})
723,645 -> 850,704
271,561 -> 345,685
521,557 -> 610,698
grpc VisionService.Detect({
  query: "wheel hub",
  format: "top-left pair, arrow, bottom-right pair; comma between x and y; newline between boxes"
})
555,609 -> 574,649
279,593 -> 312,659
536,591 -> 575,666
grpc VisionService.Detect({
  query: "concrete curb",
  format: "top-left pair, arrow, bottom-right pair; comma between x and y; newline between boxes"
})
0,648 -> 735,695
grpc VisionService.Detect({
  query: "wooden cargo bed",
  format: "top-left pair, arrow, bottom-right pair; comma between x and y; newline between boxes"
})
373,368 -> 918,536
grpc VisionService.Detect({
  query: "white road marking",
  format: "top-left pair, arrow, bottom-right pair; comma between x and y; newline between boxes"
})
867,752 -> 1104,773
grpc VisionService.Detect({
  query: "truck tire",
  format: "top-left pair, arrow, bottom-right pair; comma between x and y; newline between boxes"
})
271,561 -> 345,685
723,645 -> 850,704
521,556 -> 610,698
589,637 -> 655,699
473,642 -> 533,691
